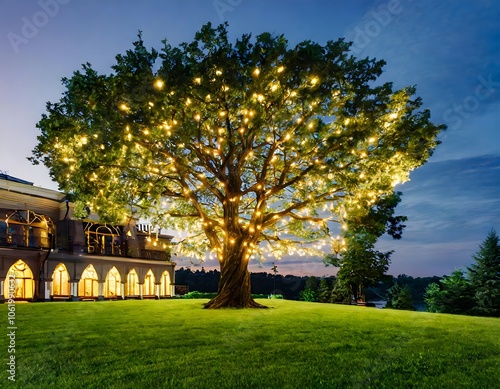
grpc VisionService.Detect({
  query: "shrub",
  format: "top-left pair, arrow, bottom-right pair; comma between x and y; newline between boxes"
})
182,291 -> 217,299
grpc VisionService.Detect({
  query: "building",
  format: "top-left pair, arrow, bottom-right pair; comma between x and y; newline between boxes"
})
0,174 -> 175,302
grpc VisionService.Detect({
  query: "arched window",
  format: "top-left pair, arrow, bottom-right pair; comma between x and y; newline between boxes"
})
104,267 -> 121,298
126,269 -> 139,296
144,269 -> 155,296
78,265 -> 98,297
160,271 -> 171,297
4,259 -> 34,299
51,263 -> 70,296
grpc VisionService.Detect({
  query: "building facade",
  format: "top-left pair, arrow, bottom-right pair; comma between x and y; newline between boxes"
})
0,174 -> 175,302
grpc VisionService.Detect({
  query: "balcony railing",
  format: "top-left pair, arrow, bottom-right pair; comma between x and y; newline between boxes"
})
0,231 -> 51,249
0,209 -> 54,250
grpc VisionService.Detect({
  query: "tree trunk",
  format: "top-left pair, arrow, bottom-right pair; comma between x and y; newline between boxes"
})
204,251 -> 267,309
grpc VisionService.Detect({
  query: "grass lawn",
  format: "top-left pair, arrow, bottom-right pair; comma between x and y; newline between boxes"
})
1,299 -> 499,388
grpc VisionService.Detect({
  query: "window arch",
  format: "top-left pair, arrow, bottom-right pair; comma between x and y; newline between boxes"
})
78,265 -> 98,297
104,267 -> 121,298
51,263 -> 70,296
144,269 -> 155,296
160,271 -> 171,297
126,269 -> 139,296
4,259 -> 34,299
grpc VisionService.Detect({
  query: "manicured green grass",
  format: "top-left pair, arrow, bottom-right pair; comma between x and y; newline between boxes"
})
1,299 -> 499,388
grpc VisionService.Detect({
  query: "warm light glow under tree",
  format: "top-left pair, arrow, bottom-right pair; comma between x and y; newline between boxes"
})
31,23 -> 444,308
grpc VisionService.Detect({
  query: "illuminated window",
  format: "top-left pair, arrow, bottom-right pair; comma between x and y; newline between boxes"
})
104,266 -> 121,298
78,265 -> 98,297
126,269 -> 139,296
144,269 -> 155,295
51,263 -> 70,296
4,259 -> 34,299
160,271 -> 171,297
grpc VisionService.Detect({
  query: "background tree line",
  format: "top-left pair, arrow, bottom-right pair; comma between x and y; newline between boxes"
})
175,267 -> 440,306
175,267 -> 311,300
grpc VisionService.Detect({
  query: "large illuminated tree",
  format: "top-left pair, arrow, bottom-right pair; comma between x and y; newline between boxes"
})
31,23 -> 444,308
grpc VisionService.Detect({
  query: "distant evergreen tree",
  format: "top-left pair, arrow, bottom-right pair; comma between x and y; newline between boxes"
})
330,278 -> 352,303
468,229 -> 500,317
318,278 -> 331,303
386,283 -> 415,310
427,269 -> 475,315
423,282 -> 442,313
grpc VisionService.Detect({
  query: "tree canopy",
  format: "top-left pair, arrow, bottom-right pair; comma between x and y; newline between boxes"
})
30,23 -> 445,308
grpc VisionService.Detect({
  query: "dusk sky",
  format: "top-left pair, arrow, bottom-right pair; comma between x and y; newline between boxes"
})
1,0 -> 499,278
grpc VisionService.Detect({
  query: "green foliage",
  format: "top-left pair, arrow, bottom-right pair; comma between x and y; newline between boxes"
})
182,291 -> 218,299
182,291 -> 269,300
423,231 -> 500,317
304,276 -> 319,291
300,288 -> 318,302
423,282 -> 442,313
325,193 -> 405,301
317,278 -> 331,303
31,22 -> 444,265
268,293 -> 283,299
423,270 -> 475,315
333,232 -> 392,301
330,278 -> 353,303
386,283 -> 415,310
468,229 -> 500,317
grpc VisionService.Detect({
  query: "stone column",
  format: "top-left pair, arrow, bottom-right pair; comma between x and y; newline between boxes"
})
44,280 -> 52,301
71,280 -> 80,301
98,281 -> 104,301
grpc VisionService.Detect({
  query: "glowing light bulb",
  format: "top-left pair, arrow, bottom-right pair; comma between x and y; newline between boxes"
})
253,68 -> 260,76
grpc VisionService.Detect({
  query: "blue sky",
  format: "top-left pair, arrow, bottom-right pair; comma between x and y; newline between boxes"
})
1,0 -> 499,277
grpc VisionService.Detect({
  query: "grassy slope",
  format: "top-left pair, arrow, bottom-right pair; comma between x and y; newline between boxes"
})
1,299 -> 499,388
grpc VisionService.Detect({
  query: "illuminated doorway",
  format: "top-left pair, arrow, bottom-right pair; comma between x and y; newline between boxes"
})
4,259 -> 34,299
160,271 -> 171,297
104,267 -> 121,298
51,263 -> 70,296
126,269 -> 139,296
143,269 -> 155,295
78,265 -> 98,297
